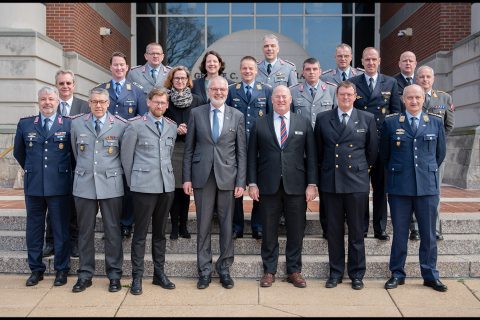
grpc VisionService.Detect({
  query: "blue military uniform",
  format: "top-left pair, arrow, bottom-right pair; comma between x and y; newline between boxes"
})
226,81 -> 273,236
380,112 -> 446,282
13,113 -> 74,274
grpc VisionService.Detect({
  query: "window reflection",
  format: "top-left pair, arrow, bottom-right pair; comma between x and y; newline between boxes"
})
281,16 -> 303,47
281,3 -> 303,14
256,3 -> 278,15
207,3 -> 229,14
232,3 -> 253,14
306,17 -> 344,71
232,16 -> 253,33
136,17 -> 156,65
207,17 -> 229,46
256,17 -> 279,33
354,16 -> 374,68
137,3 -> 156,15
163,3 -> 205,14
306,3 -> 351,14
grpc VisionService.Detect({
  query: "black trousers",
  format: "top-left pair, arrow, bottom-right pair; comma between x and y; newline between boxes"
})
131,191 -> 174,278
169,188 -> 190,231
45,195 -> 78,247
364,155 -> 388,234
324,192 -> 367,280
260,180 -> 306,275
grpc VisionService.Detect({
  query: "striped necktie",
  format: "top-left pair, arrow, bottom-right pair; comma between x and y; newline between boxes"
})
280,116 -> 287,149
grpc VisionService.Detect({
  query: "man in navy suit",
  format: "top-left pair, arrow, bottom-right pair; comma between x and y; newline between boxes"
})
350,47 -> 401,241
394,51 -> 417,113
14,86 -> 73,287
381,84 -> 447,292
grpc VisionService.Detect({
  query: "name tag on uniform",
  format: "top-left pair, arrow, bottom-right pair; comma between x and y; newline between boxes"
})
294,131 -> 303,135
356,129 -> 366,133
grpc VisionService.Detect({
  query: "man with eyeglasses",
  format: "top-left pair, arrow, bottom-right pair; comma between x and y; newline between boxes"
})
70,88 -> 128,293
183,76 -> 247,290
42,69 -> 90,259
321,43 -> 364,85
127,42 -> 172,95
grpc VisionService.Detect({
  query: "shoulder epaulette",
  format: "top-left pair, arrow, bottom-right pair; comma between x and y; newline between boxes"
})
283,59 -> 296,67
20,115 -> 36,120
385,113 -> 399,118
128,115 -> 142,121
428,112 -> 443,119
132,81 -> 144,90
114,115 -> 128,123
261,82 -> 272,88
228,82 -> 238,87
95,82 -> 108,88
325,81 -> 337,87
164,116 -> 177,125
288,83 -> 301,89
322,69 -> 334,75
436,90 -> 448,94
257,60 -> 264,65
130,65 -> 142,70
165,65 -> 172,70
65,113 -> 84,119
355,67 -> 365,72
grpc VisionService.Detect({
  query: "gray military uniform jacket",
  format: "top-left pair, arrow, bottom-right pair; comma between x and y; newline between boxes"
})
121,114 -> 177,193
321,67 -> 364,85
423,89 -> 455,135
70,112 -> 128,199
290,81 -> 337,128
256,58 -> 298,88
126,63 -> 172,95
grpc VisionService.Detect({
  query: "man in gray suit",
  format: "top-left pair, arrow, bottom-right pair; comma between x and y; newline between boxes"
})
126,42 -> 171,95
43,69 -> 90,259
183,76 -> 247,290
121,88 -> 177,295
70,88 -> 128,293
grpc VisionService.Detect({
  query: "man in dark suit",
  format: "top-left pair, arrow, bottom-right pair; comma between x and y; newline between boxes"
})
248,85 -> 318,289
350,47 -> 401,241
183,76 -> 247,290
43,69 -> 90,259
314,81 -> 378,290
394,51 -> 417,113
382,84 -> 448,292
14,86 -> 73,287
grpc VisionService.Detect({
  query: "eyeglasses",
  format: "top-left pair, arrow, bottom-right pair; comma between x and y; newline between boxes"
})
89,100 -> 109,105
173,77 -> 188,82
150,100 -> 168,106
208,87 -> 227,92
58,82 -> 73,86
147,52 -> 164,56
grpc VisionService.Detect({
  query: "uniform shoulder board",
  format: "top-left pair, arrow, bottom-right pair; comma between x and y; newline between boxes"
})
164,116 -> 177,125
283,59 -> 296,67
132,81 -> 144,90
257,60 -> 264,65
19,114 -> 36,120
288,83 -> 301,89
355,67 -> 365,72
322,69 -> 334,75
130,65 -> 142,70
261,82 -> 272,88
428,112 -> 443,119
165,65 -> 172,70
128,115 -> 142,121
114,115 -> 128,123
385,113 -> 399,118
325,81 -> 337,87
94,82 -> 105,88
65,113 -> 84,119
228,82 -> 239,87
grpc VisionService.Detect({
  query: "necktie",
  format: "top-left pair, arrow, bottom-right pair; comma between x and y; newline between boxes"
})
151,69 -> 157,82
411,117 -> 418,132
95,119 -> 101,135
341,113 -> 348,128
280,116 -> 287,149
43,118 -> 50,134
267,63 -> 272,75
310,87 -> 316,99
60,101 -> 68,116
115,82 -> 121,97
368,77 -> 374,93
212,109 -> 220,142
342,72 -> 347,81
245,85 -> 251,102
406,77 -> 412,85
425,93 -> 431,107
155,120 -> 163,136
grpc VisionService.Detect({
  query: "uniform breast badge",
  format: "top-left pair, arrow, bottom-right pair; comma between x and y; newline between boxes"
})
80,145 -> 85,151
108,146 -> 114,154
258,110 -> 263,117
59,143 -> 64,150
128,107 -> 133,114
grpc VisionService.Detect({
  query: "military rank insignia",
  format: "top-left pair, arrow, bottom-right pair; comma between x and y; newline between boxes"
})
259,110 -> 263,117
108,146 -> 113,154
381,91 -> 391,102
382,108 -> 386,114
399,115 -> 405,122
256,83 -> 262,90
126,83 -> 132,91
59,143 -> 64,150
80,145 -> 85,151
423,114 -> 429,122
129,107 -> 133,114
396,137 -> 401,147
236,83 -> 241,89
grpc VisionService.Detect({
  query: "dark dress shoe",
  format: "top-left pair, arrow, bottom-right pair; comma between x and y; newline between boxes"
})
252,230 -> 262,240
72,278 -> 92,292
322,233 -> 327,239
409,230 -> 420,241
42,244 -> 54,257
436,232 -> 444,241
54,270 -> 68,286
108,279 -> 122,292
423,279 -> 448,292
26,272 -> 44,286
232,231 -> 243,239
130,278 -> 142,295
179,230 -> 191,239
351,279 -> 364,290
287,272 -> 307,288
197,275 -> 211,289
219,273 -> 234,289
384,276 -> 405,289
325,277 -> 342,288
70,243 -> 79,258
169,230 -> 179,240
121,227 -> 132,238
152,273 -> 176,289
374,231 -> 390,241
260,273 -> 275,287
363,232 -> 368,238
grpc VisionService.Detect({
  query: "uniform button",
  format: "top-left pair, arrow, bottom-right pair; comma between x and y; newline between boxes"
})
44,157 -> 47,160
94,172 -> 97,175
247,129 -> 250,132
96,140 -> 99,143
336,144 -> 339,147
415,147 -> 417,150
247,114 -> 250,117
44,149 -> 48,152
414,139 -> 417,142
377,118 -> 379,121
415,164 -> 418,167
95,151 -> 98,154
364,106 -> 367,109
348,165 -> 352,168
335,165 -> 339,168
44,165 -> 47,168
247,121 -> 250,124
336,154 -> 338,157
116,111 -> 118,114
94,161 -> 97,164
348,155 -> 352,158
415,156 -> 417,159
45,141 -> 48,144
349,144 -> 353,147
247,107 -> 250,109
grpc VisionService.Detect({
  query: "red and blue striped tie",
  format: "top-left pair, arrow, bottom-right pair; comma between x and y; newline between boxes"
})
280,116 -> 287,149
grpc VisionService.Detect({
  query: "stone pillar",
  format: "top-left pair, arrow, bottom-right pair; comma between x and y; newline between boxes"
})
0,3 -> 46,34
472,3 -> 480,35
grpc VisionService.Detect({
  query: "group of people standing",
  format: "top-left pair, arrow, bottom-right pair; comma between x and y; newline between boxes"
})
13,33 -> 453,295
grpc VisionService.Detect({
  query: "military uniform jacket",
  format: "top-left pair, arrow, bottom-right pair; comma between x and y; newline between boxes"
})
126,63 -> 172,95
423,89 -> 455,135
14,114 -> 73,197
226,81 -> 273,140
96,80 -> 148,120
121,115 -> 177,194
256,58 -> 298,88
320,67 -> 364,85
380,112 -> 446,196
314,108 -> 378,194
290,81 -> 337,128
70,112 -> 127,199
350,73 -> 401,133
